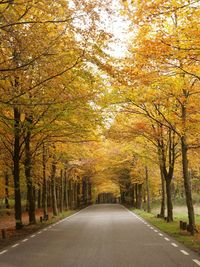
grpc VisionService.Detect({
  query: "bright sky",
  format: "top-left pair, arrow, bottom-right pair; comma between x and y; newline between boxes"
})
100,0 -> 131,58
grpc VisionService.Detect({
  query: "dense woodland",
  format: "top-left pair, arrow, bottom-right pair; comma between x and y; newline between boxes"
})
0,0 -> 200,237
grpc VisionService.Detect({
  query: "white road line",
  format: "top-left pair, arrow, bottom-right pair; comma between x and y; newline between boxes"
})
38,231 -> 42,234
193,259 -> 200,266
154,230 -> 158,233
150,227 -> 154,229
180,250 -> 189,255
22,239 -> 28,242
164,237 -> 170,241
12,243 -> 19,248
159,233 -> 163,236
31,234 -> 36,238
0,250 -> 7,255
43,228 -> 47,231
171,243 -> 178,247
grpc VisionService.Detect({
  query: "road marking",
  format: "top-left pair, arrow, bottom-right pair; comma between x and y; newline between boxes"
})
12,243 -> 19,248
180,250 -> 189,255
154,230 -> 158,232
43,228 -> 47,231
171,243 -> 178,247
38,231 -> 42,234
159,233 -> 163,236
164,237 -> 170,241
22,238 -> 28,242
150,227 -> 154,229
193,259 -> 200,266
31,234 -> 36,238
0,250 -> 7,255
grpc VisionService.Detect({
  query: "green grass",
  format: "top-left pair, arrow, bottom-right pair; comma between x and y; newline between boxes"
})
131,208 -> 200,254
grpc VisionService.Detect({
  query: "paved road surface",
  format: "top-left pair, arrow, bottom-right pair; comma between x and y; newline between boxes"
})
0,204 -> 200,267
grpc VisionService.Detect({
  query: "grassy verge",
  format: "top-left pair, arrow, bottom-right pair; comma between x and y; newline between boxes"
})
131,208 -> 200,254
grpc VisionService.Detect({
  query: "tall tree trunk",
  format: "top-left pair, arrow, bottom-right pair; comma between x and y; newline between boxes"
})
68,180 -> 72,209
13,107 -> 23,229
145,166 -> 151,213
24,115 -> 36,224
37,187 -> 41,209
5,172 -> 10,209
60,169 -> 64,213
165,177 -> 173,222
42,143 -> 48,218
64,169 -> 69,210
132,184 -> 135,207
88,181 -> 92,204
51,157 -> 58,216
160,166 -> 165,218
137,184 -> 143,209
181,136 -> 195,234
73,182 -> 77,209
47,180 -> 51,207
181,103 -> 195,235
135,184 -> 138,208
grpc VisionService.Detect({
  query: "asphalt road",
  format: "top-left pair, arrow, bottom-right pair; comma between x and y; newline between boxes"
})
0,204 -> 200,267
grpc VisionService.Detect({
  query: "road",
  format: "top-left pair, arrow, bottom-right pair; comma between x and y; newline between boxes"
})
0,204 -> 200,267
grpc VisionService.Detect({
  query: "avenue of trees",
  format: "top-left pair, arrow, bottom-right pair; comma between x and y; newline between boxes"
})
0,0 -> 200,237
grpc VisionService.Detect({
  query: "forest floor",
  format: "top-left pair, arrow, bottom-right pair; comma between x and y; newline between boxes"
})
132,205 -> 200,254
0,208 -> 76,250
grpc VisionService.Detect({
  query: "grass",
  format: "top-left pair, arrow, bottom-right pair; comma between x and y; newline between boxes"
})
131,208 -> 200,254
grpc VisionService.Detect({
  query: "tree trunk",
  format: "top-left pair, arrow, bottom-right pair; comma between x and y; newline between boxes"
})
181,135 -> 195,235
145,166 -> 151,213
135,184 -> 138,208
47,179 -> 51,207
132,184 -> 135,207
5,172 -> 10,209
51,158 -> 58,216
24,115 -> 36,224
42,143 -> 48,218
13,107 -> 23,229
64,169 -> 69,210
60,169 -> 64,213
181,102 -> 195,235
165,178 -> 173,222
37,187 -> 41,209
137,184 -> 143,209
160,166 -> 165,218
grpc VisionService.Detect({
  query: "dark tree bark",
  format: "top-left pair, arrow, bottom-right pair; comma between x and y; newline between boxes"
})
47,179 -> 51,207
159,166 -> 165,218
135,184 -> 138,208
137,183 -> 143,209
37,187 -> 41,209
180,101 -> 196,235
181,136 -> 195,234
13,107 -> 23,229
64,169 -> 69,210
165,178 -> 173,222
132,184 -> 135,207
4,172 -> 10,209
42,143 -> 48,218
60,169 -> 64,213
51,157 -> 58,216
157,129 -> 175,222
145,166 -> 151,213
24,115 -> 36,224
68,179 -> 73,209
